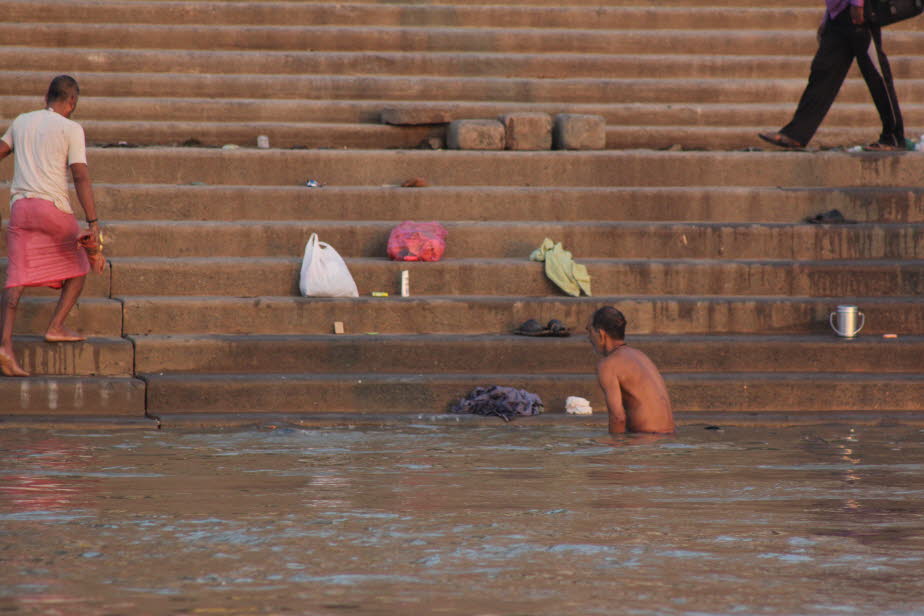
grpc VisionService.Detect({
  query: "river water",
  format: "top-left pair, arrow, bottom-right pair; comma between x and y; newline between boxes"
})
1,423 -> 923,615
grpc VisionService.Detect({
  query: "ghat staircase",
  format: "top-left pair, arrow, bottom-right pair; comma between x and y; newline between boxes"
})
1,0 -> 923,424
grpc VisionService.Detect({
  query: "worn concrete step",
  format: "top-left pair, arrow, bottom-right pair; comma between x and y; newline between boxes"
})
93,0 -> 827,7
0,376 -> 146,414
37,185 -> 922,224
88,221 -> 924,261
7,97 -> 920,129
6,71 -> 924,106
0,376 -> 145,414
0,2 -> 826,30
11,47 -> 924,81
321,0 -> 824,5
16,298 -> 123,337
120,295 -> 924,336
27,120 -> 919,151
112,255 -> 924,297
76,120 -> 443,150
597,126 -> 921,152
6,23 -> 922,55
0,261 -> 111,297
13,120 -> 911,152
10,336 -> 134,376
107,257 -> 924,297
6,149 -> 921,189
141,372 -> 924,414
130,333 -> 924,375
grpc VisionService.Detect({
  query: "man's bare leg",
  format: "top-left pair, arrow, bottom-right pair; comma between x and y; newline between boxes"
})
0,286 -> 29,376
44,276 -> 87,342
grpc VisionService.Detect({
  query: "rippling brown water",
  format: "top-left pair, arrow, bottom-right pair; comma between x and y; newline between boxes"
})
1,423 -> 923,615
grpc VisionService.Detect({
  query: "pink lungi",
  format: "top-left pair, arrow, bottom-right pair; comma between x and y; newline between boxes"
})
5,198 -> 89,289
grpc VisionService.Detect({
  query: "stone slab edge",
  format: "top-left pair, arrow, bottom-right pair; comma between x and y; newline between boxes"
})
2,411 -> 923,431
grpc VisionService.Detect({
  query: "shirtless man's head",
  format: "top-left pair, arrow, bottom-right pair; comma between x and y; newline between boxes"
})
587,307 -> 675,435
588,305 -> 627,355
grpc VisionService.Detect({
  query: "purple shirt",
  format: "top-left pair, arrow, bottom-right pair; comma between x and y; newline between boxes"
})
827,0 -> 863,19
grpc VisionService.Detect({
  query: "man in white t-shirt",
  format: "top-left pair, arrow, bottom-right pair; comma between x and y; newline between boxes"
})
0,75 -> 102,377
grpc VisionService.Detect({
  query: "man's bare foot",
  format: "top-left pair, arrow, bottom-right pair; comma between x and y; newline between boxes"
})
0,348 -> 29,377
44,327 -> 87,343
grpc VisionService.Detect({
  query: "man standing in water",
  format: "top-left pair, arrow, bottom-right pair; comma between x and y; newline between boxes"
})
0,75 -> 101,377
587,306 -> 675,434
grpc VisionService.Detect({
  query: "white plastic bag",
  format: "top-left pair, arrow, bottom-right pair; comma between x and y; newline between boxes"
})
299,233 -> 359,297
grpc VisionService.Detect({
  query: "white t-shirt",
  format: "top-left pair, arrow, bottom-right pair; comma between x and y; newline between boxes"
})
1,108 -> 87,214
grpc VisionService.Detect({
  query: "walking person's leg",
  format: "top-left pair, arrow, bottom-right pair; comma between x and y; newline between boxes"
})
1,202 -> 30,376
779,15 -> 857,146
761,12 -> 855,148
856,25 -> 904,148
44,275 -> 87,342
0,286 -> 29,376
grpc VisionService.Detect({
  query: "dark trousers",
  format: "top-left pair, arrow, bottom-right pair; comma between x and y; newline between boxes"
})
781,10 -> 904,146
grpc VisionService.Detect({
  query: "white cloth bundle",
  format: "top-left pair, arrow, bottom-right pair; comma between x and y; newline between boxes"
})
565,396 -> 593,415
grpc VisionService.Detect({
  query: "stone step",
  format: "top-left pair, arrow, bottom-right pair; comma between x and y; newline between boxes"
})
141,371 -> 924,414
5,149 -> 921,189
78,120 -> 442,150
11,336 -> 134,376
131,333 -> 924,375
10,47 -> 924,81
78,221 -> 924,261
24,120 -> 920,151
106,257 -> 924,297
119,295 -> 924,336
597,126 -> 921,152
5,71 -> 924,106
0,2 -> 827,30
92,0 -> 826,7
16,298 -> 123,337
5,23 -> 922,55
337,0 -> 822,5
7,97 -> 920,129
0,376 -> 146,414
34,185 -> 923,224
0,261 -> 111,296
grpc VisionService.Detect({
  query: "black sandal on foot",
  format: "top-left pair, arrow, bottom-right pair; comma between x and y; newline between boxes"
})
758,132 -> 804,149
863,142 -> 902,152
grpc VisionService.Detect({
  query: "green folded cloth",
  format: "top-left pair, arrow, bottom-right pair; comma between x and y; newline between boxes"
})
529,238 -> 592,297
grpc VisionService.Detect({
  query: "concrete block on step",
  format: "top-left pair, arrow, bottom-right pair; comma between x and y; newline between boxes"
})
554,114 -> 606,150
500,112 -> 552,150
381,107 -> 453,126
447,120 -> 505,150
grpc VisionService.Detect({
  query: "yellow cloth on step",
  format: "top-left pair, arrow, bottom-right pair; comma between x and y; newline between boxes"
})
529,238 -> 592,297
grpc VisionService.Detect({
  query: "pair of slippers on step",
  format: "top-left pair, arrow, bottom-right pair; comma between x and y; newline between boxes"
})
514,319 -> 570,337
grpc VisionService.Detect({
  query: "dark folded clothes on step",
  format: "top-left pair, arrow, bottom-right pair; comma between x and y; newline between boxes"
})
451,386 -> 544,422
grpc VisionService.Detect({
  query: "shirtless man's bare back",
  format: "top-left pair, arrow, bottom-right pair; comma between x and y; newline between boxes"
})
587,306 -> 675,434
